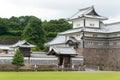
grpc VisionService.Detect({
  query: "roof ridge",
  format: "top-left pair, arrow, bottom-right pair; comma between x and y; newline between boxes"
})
79,6 -> 93,11
106,22 -> 120,26
69,10 -> 80,19
59,27 -> 82,33
69,6 -> 93,19
68,6 -> 107,20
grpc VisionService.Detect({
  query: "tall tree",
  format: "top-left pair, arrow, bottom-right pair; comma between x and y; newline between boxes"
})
42,18 -> 72,41
12,49 -> 24,72
0,18 -> 8,35
22,16 -> 46,51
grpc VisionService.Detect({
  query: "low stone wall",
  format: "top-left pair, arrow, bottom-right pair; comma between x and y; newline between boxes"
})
0,56 -> 83,71
0,64 -> 57,71
0,64 -> 16,71
0,59 -> 58,71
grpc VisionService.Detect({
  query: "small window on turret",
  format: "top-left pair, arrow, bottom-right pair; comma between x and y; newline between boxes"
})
90,24 -> 94,27
77,24 -> 80,26
114,34 -> 118,37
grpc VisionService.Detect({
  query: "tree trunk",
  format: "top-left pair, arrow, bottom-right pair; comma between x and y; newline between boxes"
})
16,65 -> 19,72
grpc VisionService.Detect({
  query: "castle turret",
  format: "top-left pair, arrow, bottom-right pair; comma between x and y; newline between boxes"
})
68,6 -> 108,28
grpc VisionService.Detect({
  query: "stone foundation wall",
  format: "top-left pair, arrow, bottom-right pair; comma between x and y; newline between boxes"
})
106,48 -> 120,70
0,38 -> 20,45
77,48 -> 120,71
0,64 -> 57,71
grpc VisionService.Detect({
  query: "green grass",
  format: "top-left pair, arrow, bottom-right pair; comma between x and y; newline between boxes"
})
0,72 -> 120,80
0,35 -> 20,38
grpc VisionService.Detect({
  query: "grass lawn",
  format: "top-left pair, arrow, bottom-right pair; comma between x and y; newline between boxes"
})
0,72 -> 120,80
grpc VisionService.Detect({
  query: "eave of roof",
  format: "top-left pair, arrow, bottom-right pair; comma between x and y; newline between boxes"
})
11,40 -> 35,48
45,35 -> 66,46
49,47 -> 78,55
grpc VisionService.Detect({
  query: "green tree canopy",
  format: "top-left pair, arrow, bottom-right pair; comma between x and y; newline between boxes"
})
0,16 -> 72,52
22,16 -> 46,51
0,18 -> 8,35
42,19 -> 72,41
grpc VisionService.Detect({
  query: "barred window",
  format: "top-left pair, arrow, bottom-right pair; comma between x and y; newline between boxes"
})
77,24 -> 80,26
90,23 -> 94,27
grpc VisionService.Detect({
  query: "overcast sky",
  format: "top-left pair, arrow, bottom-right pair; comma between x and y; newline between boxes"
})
0,0 -> 120,23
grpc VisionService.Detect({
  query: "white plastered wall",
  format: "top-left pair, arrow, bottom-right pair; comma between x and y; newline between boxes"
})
85,18 -> 99,28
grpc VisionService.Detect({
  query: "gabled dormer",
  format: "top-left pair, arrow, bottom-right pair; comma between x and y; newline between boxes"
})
68,6 -> 108,28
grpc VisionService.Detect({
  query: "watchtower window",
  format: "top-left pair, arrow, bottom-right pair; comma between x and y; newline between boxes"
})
90,24 -> 94,27
77,24 -> 80,26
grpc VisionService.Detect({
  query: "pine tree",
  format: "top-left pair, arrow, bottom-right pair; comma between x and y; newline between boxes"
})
12,49 -> 24,71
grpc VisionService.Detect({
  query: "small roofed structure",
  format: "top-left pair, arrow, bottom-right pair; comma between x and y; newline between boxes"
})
12,40 -> 35,57
48,47 -> 78,68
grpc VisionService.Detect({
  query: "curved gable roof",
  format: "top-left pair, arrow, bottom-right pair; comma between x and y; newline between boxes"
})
12,40 -> 35,48
68,6 -> 108,20
48,47 -> 78,55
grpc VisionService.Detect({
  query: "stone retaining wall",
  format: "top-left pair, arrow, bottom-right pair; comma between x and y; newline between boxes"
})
0,38 -> 20,45
78,48 -> 120,71
0,64 -> 57,71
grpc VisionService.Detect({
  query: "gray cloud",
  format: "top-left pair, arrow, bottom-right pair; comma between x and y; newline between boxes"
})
0,0 -> 120,21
